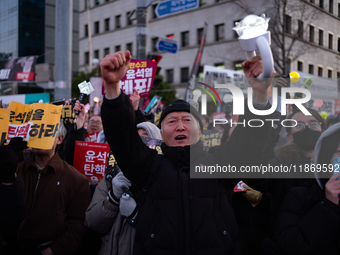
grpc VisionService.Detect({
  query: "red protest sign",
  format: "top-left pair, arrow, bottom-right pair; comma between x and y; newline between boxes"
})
84,131 -> 101,142
73,141 -> 110,183
119,59 -> 157,98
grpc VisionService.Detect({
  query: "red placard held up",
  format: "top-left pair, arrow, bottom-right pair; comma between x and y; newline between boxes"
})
84,131 -> 101,142
119,59 -> 157,98
73,141 -> 110,184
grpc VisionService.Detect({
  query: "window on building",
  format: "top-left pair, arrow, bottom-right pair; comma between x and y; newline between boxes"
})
310,0 -> 314,3
297,61 -> 303,71
318,66 -> 323,77
104,47 -> 110,56
308,64 -> 314,74
105,18 -> 110,31
151,4 -> 157,19
94,21 -> 99,34
151,37 -> 158,52
309,25 -> 314,43
319,0 -> 324,8
95,0 -> 100,5
85,52 -> 89,64
115,15 -> 121,29
329,0 -> 334,13
181,31 -> 189,47
85,24 -> 88,37
319,29 -> 323,46
199,0 -> 207,6
338,3 -> 340,17
115,45 -> 121,52
329,33 -> 333,49
215,62 -> 224,68
181,67 -> 189,82
94,50 -> 99,59
285,15 -> 291,34
166,69 -> 174,83
127,11 -> 133,26
197,28 -> 204,45
85,0 -> 88,9
338,37 -> 340,52
338,72 -> 340,93
328,69 -> 333,78
215,24 -> 225,41
297,20 -> 304,39
126,43 -> 133,54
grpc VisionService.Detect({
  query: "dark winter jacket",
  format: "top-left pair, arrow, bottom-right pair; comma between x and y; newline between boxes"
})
6,153 -> 91,255
0,177 -> 25,255
101,92 -> 272,255
268,143 -> 313,224
275,180 -> 340,255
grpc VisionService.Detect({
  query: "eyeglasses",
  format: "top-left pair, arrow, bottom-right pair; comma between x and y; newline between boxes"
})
89,120 -> 102,125
295,121 -> 322,131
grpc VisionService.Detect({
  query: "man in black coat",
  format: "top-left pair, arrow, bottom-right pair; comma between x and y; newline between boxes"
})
0,142 -> 26,255
100,51 -> 275,255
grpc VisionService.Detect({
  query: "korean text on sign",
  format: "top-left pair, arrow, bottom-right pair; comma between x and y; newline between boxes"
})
73,141 -> 111,183
0,108 -> 10,146
7,101 -> 62,150
119,59 -> 157,98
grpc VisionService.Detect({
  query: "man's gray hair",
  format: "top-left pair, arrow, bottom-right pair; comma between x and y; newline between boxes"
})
57,120 -> 67,138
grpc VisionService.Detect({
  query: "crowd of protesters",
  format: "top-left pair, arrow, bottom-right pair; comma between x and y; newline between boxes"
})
1,50 -> 340,255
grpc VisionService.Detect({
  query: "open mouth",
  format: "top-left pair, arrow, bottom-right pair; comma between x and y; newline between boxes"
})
175,135 -> 187,140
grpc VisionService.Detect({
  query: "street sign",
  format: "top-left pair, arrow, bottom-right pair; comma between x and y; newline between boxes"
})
155,0 -> 199,18
157,40 -> 178,54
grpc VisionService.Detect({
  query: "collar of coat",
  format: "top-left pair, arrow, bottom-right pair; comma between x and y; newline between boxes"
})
161,140 -> 203,169
23,152 -> 61,174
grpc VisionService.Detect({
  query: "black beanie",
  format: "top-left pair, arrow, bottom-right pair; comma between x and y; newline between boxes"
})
159,99 -> 203,129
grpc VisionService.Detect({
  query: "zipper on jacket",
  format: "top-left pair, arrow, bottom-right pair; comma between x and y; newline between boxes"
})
17,169 -> 42,242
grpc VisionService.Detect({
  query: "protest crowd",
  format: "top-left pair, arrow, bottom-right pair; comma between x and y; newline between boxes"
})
1,49 -> 340,255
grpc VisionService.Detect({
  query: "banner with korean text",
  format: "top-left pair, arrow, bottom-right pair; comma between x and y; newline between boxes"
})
6,102 -> 62,149
85,131 -> 101,142
119,59 -> 157,98
73,141 -> 110,183
61,104 -> 75,125
0,108 -> 9,146
0,56 -> 38,82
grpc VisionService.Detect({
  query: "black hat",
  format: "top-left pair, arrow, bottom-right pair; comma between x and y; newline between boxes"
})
159,99 -> 203,129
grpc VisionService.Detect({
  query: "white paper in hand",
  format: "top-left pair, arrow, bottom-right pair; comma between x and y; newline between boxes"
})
78,81 -> 94,95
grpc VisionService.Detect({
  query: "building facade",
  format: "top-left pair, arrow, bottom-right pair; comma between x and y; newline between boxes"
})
78,0 -> 340,101
0,0 -> 79,95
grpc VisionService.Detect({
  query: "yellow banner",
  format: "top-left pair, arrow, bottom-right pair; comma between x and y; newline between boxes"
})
61,104 -> 75,125
0,108 -> 9,146
7,101 -> 62,149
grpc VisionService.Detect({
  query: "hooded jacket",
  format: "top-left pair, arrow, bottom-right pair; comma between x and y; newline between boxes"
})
136,122 -> 162,140
86,122 -> 161,255
101,92 -> 272,255
274,123 -> 340,255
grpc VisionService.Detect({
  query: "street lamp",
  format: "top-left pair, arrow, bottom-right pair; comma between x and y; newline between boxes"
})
233,14 -> 273,79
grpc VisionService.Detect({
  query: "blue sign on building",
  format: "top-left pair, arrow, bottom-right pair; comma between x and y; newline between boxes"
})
155,0 -> 199,18
157,40 -> 178,54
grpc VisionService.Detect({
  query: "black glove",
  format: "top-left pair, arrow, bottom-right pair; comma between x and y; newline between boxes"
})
0,145 -> 19,183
